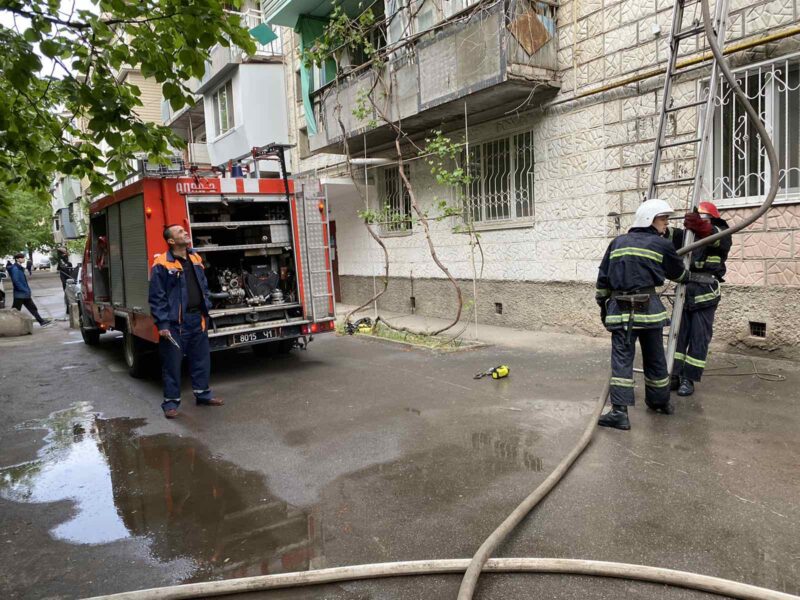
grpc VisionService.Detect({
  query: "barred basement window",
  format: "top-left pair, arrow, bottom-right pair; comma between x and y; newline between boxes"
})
749,321 -> 767,338
709,57 -> 800,206
464,130 -> 535,224
380,165 -> 412,234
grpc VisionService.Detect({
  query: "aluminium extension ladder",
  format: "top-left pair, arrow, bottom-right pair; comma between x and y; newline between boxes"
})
646,0 -> 732,376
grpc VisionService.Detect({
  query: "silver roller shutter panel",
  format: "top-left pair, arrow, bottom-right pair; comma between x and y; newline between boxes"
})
119,195 -> 149,313
108,203 -> 125,306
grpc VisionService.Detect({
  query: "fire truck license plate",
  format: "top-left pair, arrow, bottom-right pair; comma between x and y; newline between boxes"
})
230,329 -> 278,346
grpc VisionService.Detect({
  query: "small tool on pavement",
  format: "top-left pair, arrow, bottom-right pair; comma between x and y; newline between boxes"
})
474,365 -> 510,380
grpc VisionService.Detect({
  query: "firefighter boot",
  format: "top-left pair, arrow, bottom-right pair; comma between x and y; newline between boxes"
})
598,405 -> 630,430
646,399 -> 675,415
670,375 -> 680,391
677,377 -> 695,397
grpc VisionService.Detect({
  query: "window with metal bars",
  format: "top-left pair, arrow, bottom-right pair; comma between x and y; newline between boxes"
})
380,165 -> 412,234
709,57 -> 800,206
463,130 -> 535,224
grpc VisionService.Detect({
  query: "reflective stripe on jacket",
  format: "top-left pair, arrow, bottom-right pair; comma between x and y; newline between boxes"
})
596,226 -> 690,331
668,218 -> 731,310
148,249 -> 212,331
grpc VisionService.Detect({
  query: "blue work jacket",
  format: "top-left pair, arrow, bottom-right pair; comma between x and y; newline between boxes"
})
667,219 -> 732,310
148,248 -> 212,331
596,227 -> 690,331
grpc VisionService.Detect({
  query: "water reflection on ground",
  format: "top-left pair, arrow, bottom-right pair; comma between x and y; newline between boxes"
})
0,403 -> 322,581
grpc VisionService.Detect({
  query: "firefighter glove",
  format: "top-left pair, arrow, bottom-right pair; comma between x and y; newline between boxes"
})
684,211 -> 713,238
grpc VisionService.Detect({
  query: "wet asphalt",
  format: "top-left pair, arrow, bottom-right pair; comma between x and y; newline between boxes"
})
0,273 -> 798,599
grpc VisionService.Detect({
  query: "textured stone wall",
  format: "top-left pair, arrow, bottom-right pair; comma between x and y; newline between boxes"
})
284,0 -> 800,353
340,275 -> 606,337
340,275 -> 800,360
723,205 -> 800,287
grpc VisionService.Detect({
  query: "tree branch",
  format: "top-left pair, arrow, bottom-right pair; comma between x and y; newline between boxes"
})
3,5 -> 90,29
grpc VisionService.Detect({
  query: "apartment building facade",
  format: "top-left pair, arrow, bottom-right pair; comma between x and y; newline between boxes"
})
268,0 -> 800,356
162,2 -> 292,172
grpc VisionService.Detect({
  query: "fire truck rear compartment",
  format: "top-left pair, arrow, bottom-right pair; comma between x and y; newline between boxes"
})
186,195 -> 307,348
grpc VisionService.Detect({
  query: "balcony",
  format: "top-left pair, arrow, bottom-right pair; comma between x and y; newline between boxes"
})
187,142 -> 211,165
305,0 -> 559,155
162,77 -> 205,133
196,9 -> 283,95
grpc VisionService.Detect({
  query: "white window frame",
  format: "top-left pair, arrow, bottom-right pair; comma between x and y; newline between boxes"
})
212,79 -> 235,138
463,129 -> 535,227
379,165 -> 412,236
705,53 -> 800,209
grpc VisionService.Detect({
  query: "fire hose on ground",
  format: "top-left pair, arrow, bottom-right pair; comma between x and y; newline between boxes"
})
86,1 -> 792,599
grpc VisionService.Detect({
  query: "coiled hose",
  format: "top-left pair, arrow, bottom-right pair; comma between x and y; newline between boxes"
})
86,2 -> 789,599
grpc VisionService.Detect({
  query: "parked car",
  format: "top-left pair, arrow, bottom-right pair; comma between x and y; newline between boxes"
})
35,258 -> 51,271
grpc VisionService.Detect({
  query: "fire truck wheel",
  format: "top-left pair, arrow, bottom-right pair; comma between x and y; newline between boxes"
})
123,330 -> 156,378
79,306 -> 101,346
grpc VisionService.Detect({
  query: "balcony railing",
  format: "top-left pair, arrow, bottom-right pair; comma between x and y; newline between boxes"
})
196,9 -> 283,94
242,9 -> 282,56
187,142 -> 211,165
306,0 -> 558,155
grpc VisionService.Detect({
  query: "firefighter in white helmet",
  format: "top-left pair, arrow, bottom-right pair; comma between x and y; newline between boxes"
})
595,199 -> 715,430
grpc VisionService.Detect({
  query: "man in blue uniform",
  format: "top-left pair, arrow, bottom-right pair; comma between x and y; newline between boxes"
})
666,201 -> 731,397
595,199 -> 715,430
148,225 -> 223,419
8,253 -> 52,327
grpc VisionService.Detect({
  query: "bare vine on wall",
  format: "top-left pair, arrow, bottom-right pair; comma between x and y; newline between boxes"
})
303,2 -> 484,337
303,3 -> 483,335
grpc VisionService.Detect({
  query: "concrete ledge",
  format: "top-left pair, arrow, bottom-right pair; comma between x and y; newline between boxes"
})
0,309 -> 34,337
339,275 -> 800,361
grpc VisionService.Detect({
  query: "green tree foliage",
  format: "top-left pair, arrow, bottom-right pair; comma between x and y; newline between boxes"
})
1,0 -> 255,194
0,185 -> 54,255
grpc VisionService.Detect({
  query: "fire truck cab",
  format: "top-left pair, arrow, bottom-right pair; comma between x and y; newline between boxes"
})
79,167 -> 336,377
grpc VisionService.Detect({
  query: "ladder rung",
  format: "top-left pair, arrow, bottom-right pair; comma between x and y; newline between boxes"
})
665,99 -> 707,113
312,293 -> 334,297
656,176 -> 696,185
659,137 -> 702,149
310,269 -> 332,274
673,24 -> 705,41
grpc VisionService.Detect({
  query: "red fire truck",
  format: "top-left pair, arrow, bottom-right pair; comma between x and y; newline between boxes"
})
78,152 -> 336,377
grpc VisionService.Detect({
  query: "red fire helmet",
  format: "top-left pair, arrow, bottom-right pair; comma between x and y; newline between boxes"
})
698,201 -> 720,219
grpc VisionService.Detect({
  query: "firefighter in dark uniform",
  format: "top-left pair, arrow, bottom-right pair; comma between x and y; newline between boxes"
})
148,224 -> 224,419
666,201 -> 731,397
595,199 -> 715,430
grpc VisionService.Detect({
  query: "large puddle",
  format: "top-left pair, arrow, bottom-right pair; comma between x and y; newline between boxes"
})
0,403 -> 322,581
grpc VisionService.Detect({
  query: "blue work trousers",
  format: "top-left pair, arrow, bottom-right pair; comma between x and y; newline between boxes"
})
609,328 -> 671,409
674,305 -> 717,382
160,312 -> 213,411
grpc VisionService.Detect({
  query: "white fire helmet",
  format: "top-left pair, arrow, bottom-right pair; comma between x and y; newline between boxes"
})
632,198 -> 675,229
